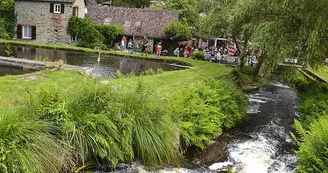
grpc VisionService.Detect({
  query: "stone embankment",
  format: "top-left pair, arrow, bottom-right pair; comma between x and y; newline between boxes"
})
0,56 -> 93,75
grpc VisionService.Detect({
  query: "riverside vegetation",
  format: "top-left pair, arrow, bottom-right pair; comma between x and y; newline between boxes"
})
0,46 -> 248,172
279,67 -> 328,173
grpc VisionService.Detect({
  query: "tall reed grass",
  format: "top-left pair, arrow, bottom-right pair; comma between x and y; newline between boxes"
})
0,110 -> 72,173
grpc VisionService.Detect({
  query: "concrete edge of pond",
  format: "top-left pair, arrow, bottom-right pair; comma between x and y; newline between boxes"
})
0,56 -> 45,70
0,56 -> 93,76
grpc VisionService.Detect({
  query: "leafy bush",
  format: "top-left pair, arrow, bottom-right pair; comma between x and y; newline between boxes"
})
28,85 -> 132,168
108,83 -> 179,167
279,67 -> 328,172
292,117 -> 328,173
68,17 -> 104,49
0,0 -> 16,39
24,81 -> 179,170
168,78 -> 248,149
95,24 -> 123,48
164,20 -> 192,41
191,51 -> 205,60
0,19 -> 9,39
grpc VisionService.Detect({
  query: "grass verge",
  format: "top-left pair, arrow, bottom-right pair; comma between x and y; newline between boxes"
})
0,40 -> 248,171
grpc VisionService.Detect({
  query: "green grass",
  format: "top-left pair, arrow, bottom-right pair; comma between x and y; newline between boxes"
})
0,40 -> 231,111
0,40 -> 243,171
309,65 -> 328,82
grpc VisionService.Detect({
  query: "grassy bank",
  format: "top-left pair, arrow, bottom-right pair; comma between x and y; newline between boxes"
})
0,41 -> 248,172
279,67 -> 328,172
308,65 -> 328,82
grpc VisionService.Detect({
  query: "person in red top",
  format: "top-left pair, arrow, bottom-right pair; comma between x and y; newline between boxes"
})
156,42 -> 162,56
186,46 -> 192,57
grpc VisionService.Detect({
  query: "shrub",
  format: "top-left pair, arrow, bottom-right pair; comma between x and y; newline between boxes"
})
29,85 -> 132,168
164,20 -> 192,41
292,117 -> 328,173
191,51 -> 205,60
95,24 -> 123,48
0,110 -> 72,173
169,78 -> 248,149
107,82 -> 179,167
25,81 -> 179,169
68,17 -> 104,49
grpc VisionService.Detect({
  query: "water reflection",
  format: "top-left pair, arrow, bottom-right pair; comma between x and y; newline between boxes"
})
0,66 -> 33,76
0,44 -> 181,77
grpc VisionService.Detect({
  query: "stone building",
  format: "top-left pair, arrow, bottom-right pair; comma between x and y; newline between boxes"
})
86,6 -> 179,52
14,0 -> 97,44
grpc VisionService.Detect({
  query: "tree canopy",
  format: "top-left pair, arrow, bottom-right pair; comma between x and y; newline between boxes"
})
199,0 -> 328,75
96,0 -> 151,8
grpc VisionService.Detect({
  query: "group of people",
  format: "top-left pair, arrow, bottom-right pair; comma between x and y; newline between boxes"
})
120,36 -> 149,55
120,36 -> 163,56
173,42 -> 195,57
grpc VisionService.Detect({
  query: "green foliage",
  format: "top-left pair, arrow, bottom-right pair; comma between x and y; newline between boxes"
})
156,0 -> 199,29
169,78 -> 248,149
112,0 -> 150,8
28,85 -> 133,167
191,51 -> 205,60
115,70 -> 124,78
34,55 -> 49,62
94,24 -> 123,47
0,0 -> 16,39
292,116 -> 328,173
4,44 -> 12,57
157,68 -> 164,74
0,110 -> 72,173
20,81 -> 180,169
109,83 -> 179,167
0,19 -> 9,39
280,67 -> 328,172
144,68 -> 155,75
164,20 -> 192,41
68,17 -> 104,49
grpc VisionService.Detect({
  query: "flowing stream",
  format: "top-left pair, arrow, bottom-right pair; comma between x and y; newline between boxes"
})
108,83 -> 298,173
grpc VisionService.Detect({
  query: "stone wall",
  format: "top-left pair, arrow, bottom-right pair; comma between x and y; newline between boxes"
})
15,1 -> 74,44
72,0 -> 86,18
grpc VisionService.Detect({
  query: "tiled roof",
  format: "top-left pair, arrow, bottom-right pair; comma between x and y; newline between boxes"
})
15,0 -> 75,3
87,6 -> 179,38
15,0 -> 98,5
85,0 -> 98,6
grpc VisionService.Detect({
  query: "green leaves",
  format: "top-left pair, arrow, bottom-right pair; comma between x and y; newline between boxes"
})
0,0 -> 15,39
164,20 -> 192,41
169,78 -> 248,149
68,17 -> 104,49
293,116 -> 328,173
94,24 -> 123,47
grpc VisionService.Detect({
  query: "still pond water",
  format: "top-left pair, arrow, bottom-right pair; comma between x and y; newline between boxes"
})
0,44 -> 182,77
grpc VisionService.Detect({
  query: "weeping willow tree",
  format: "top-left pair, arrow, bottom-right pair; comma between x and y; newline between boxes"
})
246,0 -> 328,76
201,0 -> 328,76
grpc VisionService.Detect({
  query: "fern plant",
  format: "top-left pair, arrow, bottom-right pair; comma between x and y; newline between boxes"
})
292,116 -> 328,173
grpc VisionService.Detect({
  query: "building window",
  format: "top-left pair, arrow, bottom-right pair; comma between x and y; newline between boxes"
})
54,4 -> 61,13
71,35 -> 78,42
124,21 -> 130,26
73,7 -> 78,17
17,25 -> 36,40
22,26 -> 32,39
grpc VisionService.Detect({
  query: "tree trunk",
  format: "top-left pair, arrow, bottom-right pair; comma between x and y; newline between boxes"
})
253,54 -> 264,78
239,37 -> 249,71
